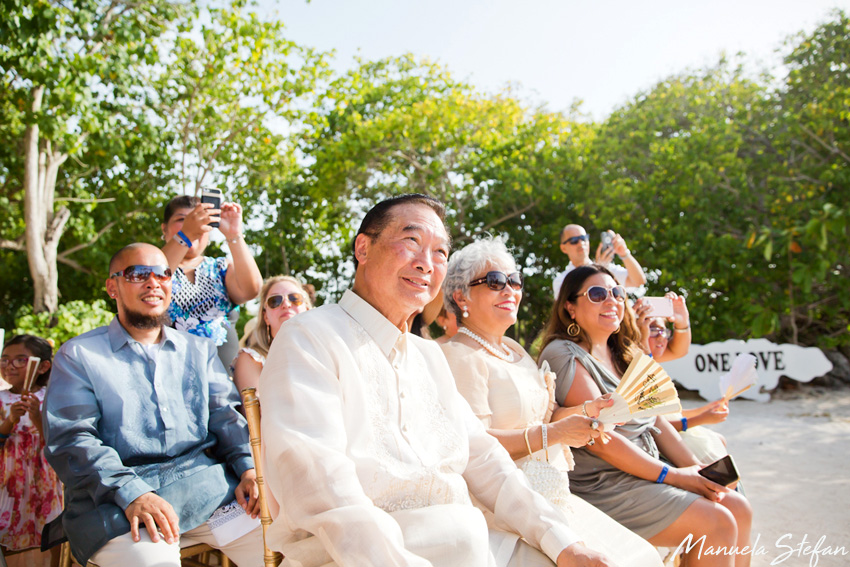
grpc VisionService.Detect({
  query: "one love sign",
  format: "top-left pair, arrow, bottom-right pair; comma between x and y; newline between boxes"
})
660,338 -> 833,402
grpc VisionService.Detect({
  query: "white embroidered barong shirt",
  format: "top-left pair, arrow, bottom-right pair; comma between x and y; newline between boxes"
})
260,290 -> 581,567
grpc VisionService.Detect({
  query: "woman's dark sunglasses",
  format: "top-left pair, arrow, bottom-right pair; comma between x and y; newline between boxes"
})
577,285 -> 627,303
562,234 -> 590,245
469,271 -> 523,291
266,293 -> 305,309
110,265 -> 173,283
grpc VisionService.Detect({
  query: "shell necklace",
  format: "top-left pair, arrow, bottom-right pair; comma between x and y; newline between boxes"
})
458,327 -> 515,362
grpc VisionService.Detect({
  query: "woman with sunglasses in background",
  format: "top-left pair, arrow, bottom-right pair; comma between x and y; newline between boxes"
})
161,195 -> 262,368
645,317 -> 732,467
633,292 -> 692,363
231,276 -> 312,394
1,335 -> 63,567
441,238 -> 662,567
539,265 -> 752,567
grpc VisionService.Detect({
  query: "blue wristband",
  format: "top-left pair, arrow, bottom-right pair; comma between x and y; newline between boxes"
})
0,432 -> 9,440
176,230 -> 193,248
681,417 -> 688,432
656,464 -> 669,484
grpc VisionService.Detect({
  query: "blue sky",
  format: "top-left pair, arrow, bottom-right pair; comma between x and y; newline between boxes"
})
260,0 -> 850,119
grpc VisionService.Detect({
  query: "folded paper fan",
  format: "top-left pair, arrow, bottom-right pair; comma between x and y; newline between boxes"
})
719,354 -> 758,402
22,356 -> 41,394
598,351 -> 682,431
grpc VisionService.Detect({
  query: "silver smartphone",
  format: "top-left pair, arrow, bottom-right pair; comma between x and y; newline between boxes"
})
201,188 -> 222,228
599,231 -> 614,255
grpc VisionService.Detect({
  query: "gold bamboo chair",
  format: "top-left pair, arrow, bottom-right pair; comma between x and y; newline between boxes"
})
241,387 -> 283,567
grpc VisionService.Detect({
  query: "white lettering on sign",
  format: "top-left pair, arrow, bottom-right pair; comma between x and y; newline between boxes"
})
660,338 -> 833,402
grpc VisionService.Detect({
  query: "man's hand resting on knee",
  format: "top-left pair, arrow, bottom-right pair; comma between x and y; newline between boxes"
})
557,542 -> 618,567
124,492 -> 180,544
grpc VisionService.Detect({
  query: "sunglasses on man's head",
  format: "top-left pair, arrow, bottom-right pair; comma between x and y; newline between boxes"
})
110,265 -> 173,283
469,271 -> 523,292
576,285 -> 627,303
562,234 -> 589,246
266,293 -> 305,309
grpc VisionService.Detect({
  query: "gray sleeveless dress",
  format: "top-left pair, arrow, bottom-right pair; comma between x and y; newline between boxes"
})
538,339 -> 699,539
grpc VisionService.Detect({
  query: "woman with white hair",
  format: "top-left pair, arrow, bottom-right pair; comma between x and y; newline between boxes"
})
441,236 -> 662,567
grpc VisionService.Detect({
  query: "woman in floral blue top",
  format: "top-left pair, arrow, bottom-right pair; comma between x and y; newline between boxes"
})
161,195 -> 262,367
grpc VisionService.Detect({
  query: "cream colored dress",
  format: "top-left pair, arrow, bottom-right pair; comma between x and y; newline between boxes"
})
442,334 -> 663,567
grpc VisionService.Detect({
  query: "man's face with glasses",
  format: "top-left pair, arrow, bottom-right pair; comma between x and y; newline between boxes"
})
105,244 -> 173,328
559,224 -> 590,265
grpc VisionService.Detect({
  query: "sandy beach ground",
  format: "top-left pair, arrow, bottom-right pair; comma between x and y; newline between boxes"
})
682,387 -> 850,567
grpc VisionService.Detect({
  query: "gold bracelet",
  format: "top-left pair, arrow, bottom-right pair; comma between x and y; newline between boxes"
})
523,427 -> 533,456
674,324 -> 690,333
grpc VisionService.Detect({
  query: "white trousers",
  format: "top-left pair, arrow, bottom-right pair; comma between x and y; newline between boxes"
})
89,522 -> 265,567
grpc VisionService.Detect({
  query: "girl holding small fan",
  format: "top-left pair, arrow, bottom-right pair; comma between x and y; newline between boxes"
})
539,265 -> 752,567
1,335 -> 64,564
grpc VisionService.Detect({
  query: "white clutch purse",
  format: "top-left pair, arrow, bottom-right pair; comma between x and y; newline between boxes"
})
520,422 -> 572,512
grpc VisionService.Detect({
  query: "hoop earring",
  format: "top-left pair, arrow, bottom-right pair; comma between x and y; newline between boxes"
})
613,326 -> 620,335
567,322 -> 580,337
462,307 -> 469,319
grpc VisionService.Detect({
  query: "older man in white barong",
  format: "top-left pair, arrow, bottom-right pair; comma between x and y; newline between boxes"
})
259,194 -> 616,567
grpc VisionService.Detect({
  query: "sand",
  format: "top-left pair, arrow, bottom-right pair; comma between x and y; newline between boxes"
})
681,387 -> 850,567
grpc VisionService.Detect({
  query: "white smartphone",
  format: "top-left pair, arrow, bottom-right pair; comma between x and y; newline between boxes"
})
643,296 -> 674,318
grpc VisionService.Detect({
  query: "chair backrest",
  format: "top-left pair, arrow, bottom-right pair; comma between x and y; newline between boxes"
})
241,387 -> 283,567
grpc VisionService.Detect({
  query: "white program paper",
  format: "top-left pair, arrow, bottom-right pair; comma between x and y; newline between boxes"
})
207,500 -> 261,546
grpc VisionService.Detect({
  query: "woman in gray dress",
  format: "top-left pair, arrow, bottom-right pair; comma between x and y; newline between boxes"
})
538,264 -> 752,567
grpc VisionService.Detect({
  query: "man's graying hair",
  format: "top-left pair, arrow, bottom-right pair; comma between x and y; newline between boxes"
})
352,194 -> 448,269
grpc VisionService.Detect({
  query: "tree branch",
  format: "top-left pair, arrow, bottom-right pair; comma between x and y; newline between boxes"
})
458,199 -> 539,243
800,125 -> 850,165
0,237 -> 26,251
58,255 -> 93,274
55,197 -> 117,203
58,209 -> 143,259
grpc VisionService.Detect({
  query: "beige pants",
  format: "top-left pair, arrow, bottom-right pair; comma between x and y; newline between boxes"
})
89,522 -> 265,567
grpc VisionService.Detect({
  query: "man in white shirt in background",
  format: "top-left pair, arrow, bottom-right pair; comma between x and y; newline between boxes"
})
260,194 -> 614,567
552,224 -> 646,297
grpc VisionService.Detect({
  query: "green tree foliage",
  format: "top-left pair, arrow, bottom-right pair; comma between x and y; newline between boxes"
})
148,0 -> 332,298
13,299 -> 114,348
0,0 -> 186,322
301,55 -> 592,340
0,0 -> 329,330
1,5 -> 846,353
581,12 -> 849,349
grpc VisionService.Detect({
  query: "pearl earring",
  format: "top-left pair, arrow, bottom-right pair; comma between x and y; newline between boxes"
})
462,307 -> 469,319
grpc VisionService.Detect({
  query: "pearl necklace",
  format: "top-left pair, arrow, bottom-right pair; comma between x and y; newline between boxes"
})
458,327 -> 515,362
